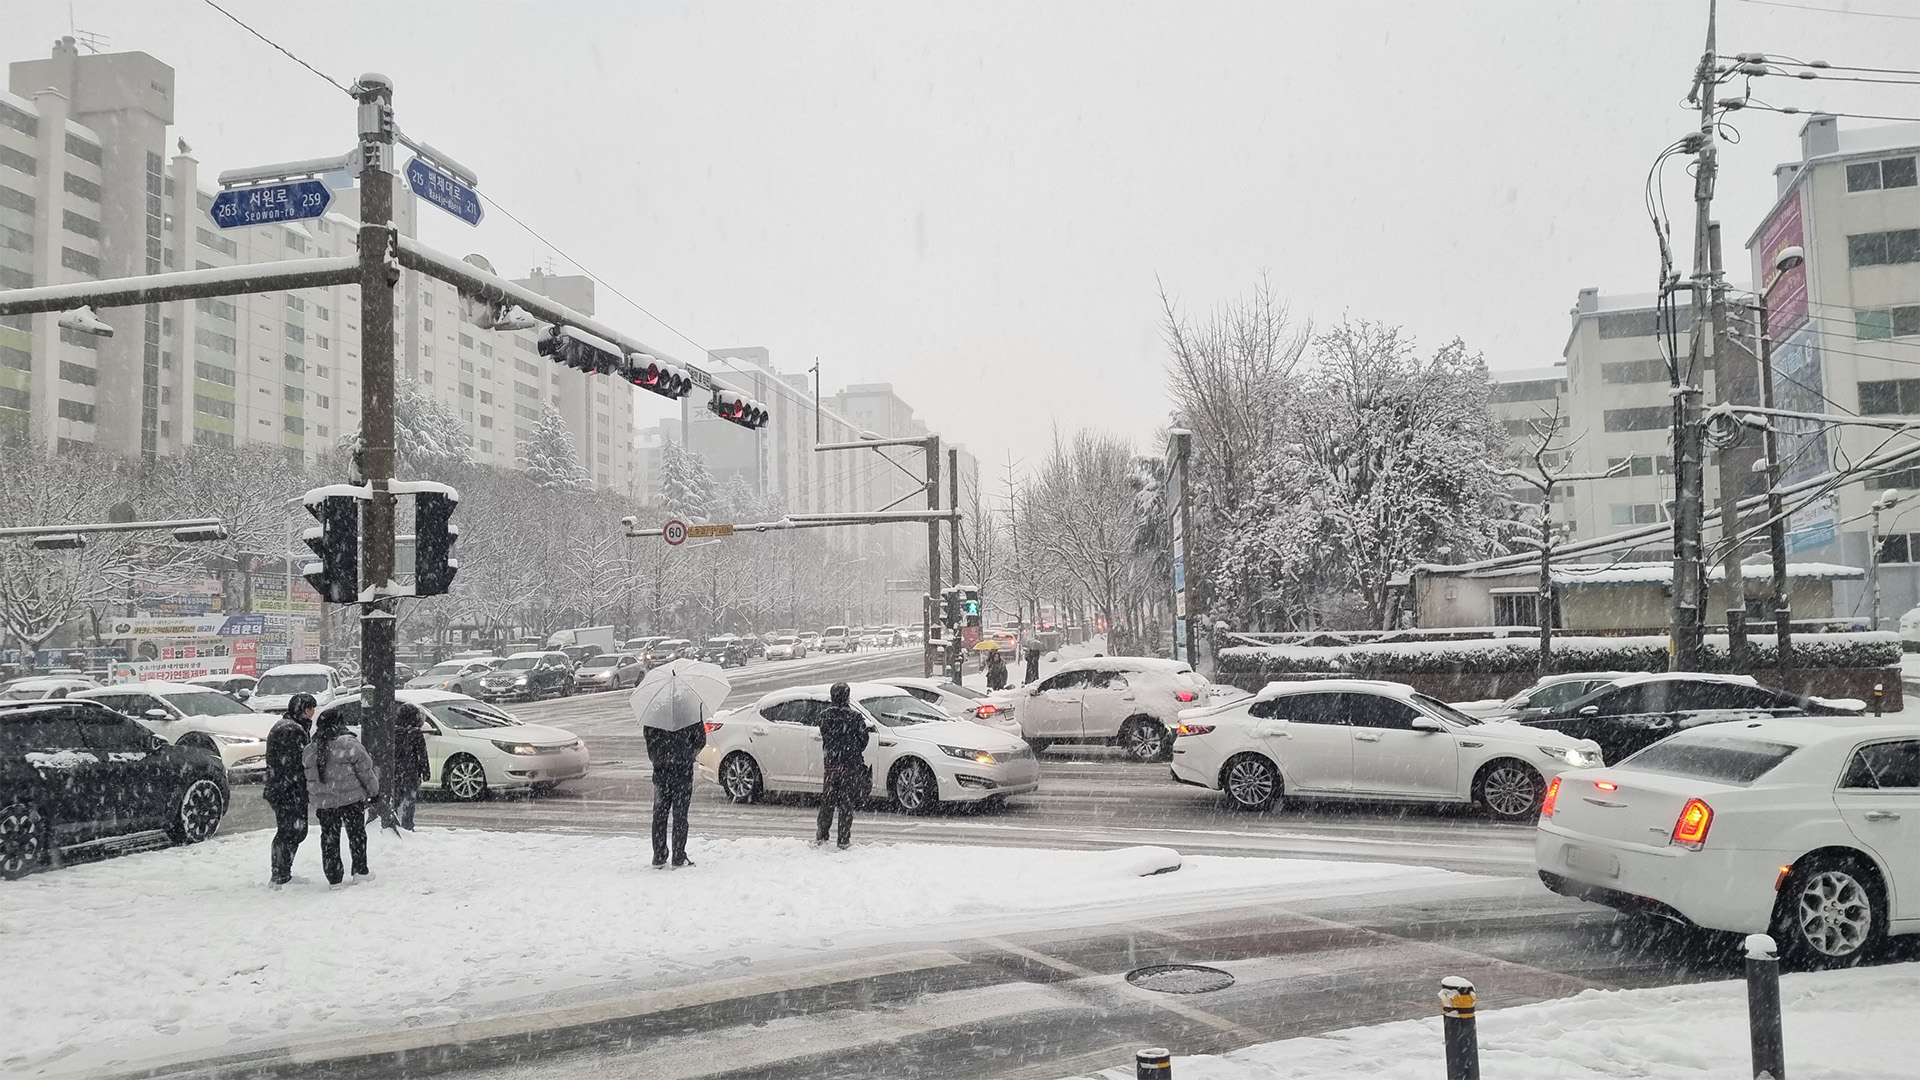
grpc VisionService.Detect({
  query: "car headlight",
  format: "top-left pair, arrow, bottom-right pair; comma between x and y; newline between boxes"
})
1542,746 -> 1601,769
513,677 -> 528,685
937,744 -> 998,765
572,739 -> 585,751
492,741 -> 540,755
208,733 -> 258,745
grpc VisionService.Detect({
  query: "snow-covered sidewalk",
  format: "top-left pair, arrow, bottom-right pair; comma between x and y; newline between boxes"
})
1067,961 -> 1920,1080
0,828 -> 1462,1078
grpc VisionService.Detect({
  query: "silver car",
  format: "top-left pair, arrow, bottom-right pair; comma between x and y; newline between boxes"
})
406,659 -> 496,696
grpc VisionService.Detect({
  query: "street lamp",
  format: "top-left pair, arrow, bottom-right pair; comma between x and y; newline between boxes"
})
1751,244 -> 1805,679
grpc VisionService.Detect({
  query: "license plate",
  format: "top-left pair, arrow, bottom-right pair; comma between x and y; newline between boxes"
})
1564,844 -> 1619,879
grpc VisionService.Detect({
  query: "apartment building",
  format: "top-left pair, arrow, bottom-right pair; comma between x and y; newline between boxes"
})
2,38 -> 636,490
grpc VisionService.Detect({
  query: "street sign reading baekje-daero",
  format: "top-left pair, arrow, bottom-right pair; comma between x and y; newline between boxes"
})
406,156 -> 484,227
209,180 -> 332,229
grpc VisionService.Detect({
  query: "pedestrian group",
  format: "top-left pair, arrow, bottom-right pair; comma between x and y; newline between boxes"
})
262,694 -> 429,889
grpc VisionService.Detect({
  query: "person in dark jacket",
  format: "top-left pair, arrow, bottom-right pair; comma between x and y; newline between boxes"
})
643,695 -> 707,869
816,682 -> 871,850
392,703 -> 431,831
985,648 -> 1009,691
1023,638 -> 1042,685
263,693 -> 315,888
303,710 -> 379,888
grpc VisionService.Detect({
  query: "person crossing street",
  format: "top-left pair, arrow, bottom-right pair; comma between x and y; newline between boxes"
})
815,681 -> 871,850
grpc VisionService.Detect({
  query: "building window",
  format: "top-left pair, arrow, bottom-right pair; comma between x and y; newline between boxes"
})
421,370 -> 434,385
194,328 -> 237,355
315,394 -> 331,408
283,385 -> 305,403
58,327 -> 100,349
316,365 -> 330,379
60,247 -> 100,276
194,361 -> 236,386
1610,503 -> 1670,526
57,399 -> 96,424
460,383 -> 474,398
58,361 -> 96,385
284,415 -> 305,434
0,102 -> 37,137
478,390 -> 493,404
1597,307 -> 1690,340
286,295 -> 306,312
62,172 -> 101,202
479,414 -> 493,428
1860,379 -> 1920,415
1492,593 -> 1542,627
1846,156 -> 1919,193
1855,305 -> 1920,341
1603,406 -> 1669,432
315,334 -> 329,348
0,145 -> 33,176
459,333 -> 473,349
1869,467 -> 1920,491
479,439 -> 492,453
63,133 -> 102,165
0,184 -> 34,216
1601,358 -> 1669,385
284,231 -> 307,253
1879,533 -> 1919,564
1848,229 -> 1920,268
195,297 -> 236,322
285,324 -> 305,343
515,382 -> 539,398
316,305 -> 330,320
284,354 -> 306,373
422,318 -> 433,333
1606,455 -> 1674,477
195,227 -> 237,257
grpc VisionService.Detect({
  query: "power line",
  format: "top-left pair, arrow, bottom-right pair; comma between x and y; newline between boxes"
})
1733,0 -> 1920,20
1731,98 -> 1920,124
199,0 -> 352,97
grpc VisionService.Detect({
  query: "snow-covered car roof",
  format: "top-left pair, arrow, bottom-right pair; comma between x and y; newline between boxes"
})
1605,672 -> 1761,689
4,676 -> 98,691
1253,678 -> 1420,702
1055,656 -> 1196,675
82,680 -> 244,698
1522,671 -> 1635,689
258,663 -> 336,676
739,681 -> 922,710
504,651 -> 559,660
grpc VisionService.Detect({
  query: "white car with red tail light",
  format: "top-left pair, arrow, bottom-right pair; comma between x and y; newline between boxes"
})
1169,679 -> 1603,821
872,676 -> 1024,738
1537,719 -> 1920,967
981,657 -> 1207,761
696,682 -> 1038,813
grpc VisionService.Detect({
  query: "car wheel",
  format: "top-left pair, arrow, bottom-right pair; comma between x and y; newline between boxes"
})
178,732 -> 220,761
0,801 -> 48,880
890,758 -> 940,815
1474,759 -> 1544,822
443,754 -> 490,802
1221,753 -> 1282,811
1119,717 -> 1172,763
1026,738 -> 1053,754
1773,856 -> 1884,968
719,752 -> 763,804
167,779 -> 226,844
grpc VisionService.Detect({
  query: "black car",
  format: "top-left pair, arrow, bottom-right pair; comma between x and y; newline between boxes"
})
1526,673 -> 1862,764
476,652 -> 574,701
698,637 -> 748,668
1,700 -> 229,879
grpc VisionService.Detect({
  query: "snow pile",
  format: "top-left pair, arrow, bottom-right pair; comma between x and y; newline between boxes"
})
1067,961 -> 1920,1080
0,829 -> 1459,1077
1219,632 -> 1902,677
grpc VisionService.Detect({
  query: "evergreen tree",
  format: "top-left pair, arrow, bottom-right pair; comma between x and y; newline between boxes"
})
658,437 -> 714,519
394,377 -> 474,479
517,403 -> 591,491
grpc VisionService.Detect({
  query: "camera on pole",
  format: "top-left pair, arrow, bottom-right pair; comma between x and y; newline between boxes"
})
301,489 -> 364,604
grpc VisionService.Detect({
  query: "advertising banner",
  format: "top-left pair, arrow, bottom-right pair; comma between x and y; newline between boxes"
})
109,655 -> 235,684
1757,192 -> 1808,340
1772,323 -> 1835,550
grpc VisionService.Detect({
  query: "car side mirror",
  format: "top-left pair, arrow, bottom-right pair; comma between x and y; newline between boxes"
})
144,708 -> 170,721
1578,705 -> 1600,717
1411,716 -> 1444,733
150,733 -> 170,751
237,689 -> 251,700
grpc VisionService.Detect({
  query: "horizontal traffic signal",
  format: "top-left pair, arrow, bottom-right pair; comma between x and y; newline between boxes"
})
536,325 -> 622,375
622,355 -> 694,400
708,390 -> 769,430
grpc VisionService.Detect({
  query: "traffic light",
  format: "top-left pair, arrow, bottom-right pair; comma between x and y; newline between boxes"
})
302,492 -> 361,604
962,587 -> 982,629
537,325 -> 621,375
410,484 -> 459,597
942,588 -> 964,627
622,354 -> 694,400
708,389 -> 769,430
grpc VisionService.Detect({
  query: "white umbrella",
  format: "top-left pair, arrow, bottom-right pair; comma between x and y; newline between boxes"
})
630,659 -> 731,730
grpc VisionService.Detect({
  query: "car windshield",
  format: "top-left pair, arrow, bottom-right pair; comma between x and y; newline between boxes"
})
860,694 -> 946,726
774,637 -> 797,645
165,690 -> 259,717
579,656 -> 619,669
1412,693 -> 1481,726
0,686 -> 51,701
1618,737 -> 1800,786
425,700 -> 519,729
255,673 -> 328,696
495,658 -> 538,671
424,663 -> 467,677
938,682 -> 985,700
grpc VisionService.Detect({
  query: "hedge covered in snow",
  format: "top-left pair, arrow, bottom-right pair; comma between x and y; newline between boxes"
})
1216,632 -> 1902,677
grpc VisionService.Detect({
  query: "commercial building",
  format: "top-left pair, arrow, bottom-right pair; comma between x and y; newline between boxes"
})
2,38 -> 636,489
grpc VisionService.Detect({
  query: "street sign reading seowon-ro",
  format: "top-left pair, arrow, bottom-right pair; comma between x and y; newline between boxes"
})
406,156 -> 483,226
209,180 -> 332,229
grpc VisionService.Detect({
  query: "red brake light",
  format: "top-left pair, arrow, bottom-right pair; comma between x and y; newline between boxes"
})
1594,781 -> 1617,792
1175,723 -> 1214,737
1671,798 -> 1713,849
974,704 -> 998,718
1541,776 -> 1561,817
1174,690 -> 1196,703
702,722 -> 723,734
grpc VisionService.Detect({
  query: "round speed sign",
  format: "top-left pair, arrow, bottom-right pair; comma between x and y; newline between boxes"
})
662,519 -> 688,546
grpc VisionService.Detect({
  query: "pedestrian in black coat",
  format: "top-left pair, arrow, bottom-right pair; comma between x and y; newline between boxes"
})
816,682 -> 871,850
1023,639 -> 1042,685
644,713 -> 707,868
985,649 -> 1009,691
263,693 -> 315,888
392,703 -> 431,831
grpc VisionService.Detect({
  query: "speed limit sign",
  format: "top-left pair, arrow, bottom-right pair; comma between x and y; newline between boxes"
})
662,519 -> 688,546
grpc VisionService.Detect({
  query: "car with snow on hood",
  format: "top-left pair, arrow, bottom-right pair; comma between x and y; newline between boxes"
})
317,689 -> 589,801
1526,672 -> 1864,766
698,681 -> 1037,813
1169,679 -> 1605,821
249,663 -> 352,715
73,681 -> 274,779
980,656 -> 1209,761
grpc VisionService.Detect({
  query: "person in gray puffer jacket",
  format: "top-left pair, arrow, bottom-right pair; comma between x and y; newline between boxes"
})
303,710 -> 378,887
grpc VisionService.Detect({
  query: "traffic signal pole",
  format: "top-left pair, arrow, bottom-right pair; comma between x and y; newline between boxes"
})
355,75 -> 400,804
926,436 -> 942,678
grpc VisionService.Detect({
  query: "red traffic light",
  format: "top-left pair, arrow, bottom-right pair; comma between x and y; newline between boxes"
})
708,391 -> 768,429
623,356 -> 692,399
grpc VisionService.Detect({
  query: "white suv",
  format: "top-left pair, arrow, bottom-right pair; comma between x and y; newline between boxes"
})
250,663 -> 351,714
986,657 -> 1207,761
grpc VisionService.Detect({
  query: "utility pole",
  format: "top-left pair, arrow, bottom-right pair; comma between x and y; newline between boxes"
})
925,435 -> 941,678
1672,0 -> 1719,672
949,446 -> 963,682
1709,221 -> 1751,672
355,74 -> 400,801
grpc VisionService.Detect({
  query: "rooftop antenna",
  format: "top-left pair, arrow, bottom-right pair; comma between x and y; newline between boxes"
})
69,3 -> 108,52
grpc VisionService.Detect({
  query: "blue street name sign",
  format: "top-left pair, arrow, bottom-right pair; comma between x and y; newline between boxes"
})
208,180 -> 332,229
406,156 -> 483,226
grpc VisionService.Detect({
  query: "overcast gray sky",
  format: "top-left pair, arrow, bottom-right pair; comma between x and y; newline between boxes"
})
14,1 -> 1920,467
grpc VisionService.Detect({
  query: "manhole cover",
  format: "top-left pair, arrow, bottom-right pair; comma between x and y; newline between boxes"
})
1124,964 -> 1235,994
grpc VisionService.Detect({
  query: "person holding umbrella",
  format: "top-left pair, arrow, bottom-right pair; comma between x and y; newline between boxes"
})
632,659 -> 730,869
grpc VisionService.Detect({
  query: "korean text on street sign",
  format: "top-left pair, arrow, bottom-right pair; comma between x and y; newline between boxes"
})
208,180 -> 332,229
406,156 -> 484,226
662,519 -> 688,546
687,523 -> 734,539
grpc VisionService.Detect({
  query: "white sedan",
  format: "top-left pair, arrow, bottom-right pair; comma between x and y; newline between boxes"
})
1537,718 -> 1920,967
316,689 -> 590,801
1169,679 -> 1604,821
73,682 -> 275,778
872,676 -> 1024,739
697,681 -> 1038,813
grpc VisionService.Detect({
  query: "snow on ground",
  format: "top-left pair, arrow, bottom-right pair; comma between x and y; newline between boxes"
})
1068,961 -> 1920,1080
0,827 -> 1460,1078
